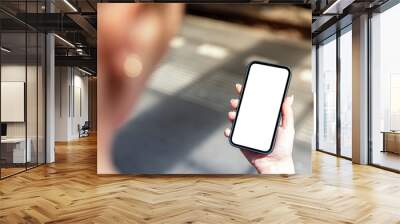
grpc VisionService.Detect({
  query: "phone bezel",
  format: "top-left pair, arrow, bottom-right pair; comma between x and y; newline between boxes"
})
229,61 -> 292,154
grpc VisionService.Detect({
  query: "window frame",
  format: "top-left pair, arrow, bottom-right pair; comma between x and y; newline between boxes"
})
315,23 -> 353,160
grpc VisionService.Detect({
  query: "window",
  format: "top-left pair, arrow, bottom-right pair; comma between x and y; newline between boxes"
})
339,27 -> 352,158
370,2 -> 400,171
317,35 -> 337,154
0,1 -> 46,179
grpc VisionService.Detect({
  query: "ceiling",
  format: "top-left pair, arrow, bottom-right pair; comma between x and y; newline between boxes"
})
311,0 -> 390,44
0,0 -> 97,73
1,0 -> 311,74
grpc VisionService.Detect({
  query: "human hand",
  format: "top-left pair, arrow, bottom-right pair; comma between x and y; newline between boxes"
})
98,4 -> 184,129
224,84 -> 295,174
97,4 -> 183,173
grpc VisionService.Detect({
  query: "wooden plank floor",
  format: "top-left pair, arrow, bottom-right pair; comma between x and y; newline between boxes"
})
1,134 -> 400,223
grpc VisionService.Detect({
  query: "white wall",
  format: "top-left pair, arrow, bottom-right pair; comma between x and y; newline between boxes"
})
1,65 -> 27,141
72,73 -> 89,138
55,67 -> 89,141
55,66 -> 70,141
1,65 -> 38,137
1,63 -> 46,164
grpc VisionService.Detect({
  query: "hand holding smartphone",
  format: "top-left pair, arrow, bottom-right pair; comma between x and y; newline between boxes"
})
224,61 -> 295,174
230,61 -> 291,154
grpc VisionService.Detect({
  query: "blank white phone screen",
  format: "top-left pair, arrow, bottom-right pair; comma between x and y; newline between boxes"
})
231,63 -> 289,152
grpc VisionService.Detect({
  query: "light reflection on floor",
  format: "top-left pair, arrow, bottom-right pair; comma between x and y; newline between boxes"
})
372,150 -> 400,171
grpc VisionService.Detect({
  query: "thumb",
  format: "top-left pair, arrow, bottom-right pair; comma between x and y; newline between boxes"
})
281,95 -> 294,130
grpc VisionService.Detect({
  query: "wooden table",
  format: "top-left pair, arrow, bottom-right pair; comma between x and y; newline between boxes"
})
381,131 -> 400,154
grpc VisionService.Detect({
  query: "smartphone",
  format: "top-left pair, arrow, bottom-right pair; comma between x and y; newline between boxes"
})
229,61 -> 291,154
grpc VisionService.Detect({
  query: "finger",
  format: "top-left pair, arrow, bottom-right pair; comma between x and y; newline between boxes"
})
235,83 -> 242,95
99,4 -> 141,79
228,111 -> 236,121
230,99 -> 239,109
224,128 -> 231,137
281,95 -> 294,130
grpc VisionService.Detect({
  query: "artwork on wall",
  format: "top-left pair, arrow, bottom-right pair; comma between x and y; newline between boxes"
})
1,82 -> 25,122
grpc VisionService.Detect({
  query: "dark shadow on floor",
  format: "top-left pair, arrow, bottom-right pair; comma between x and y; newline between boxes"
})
113,90 -> 230,174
